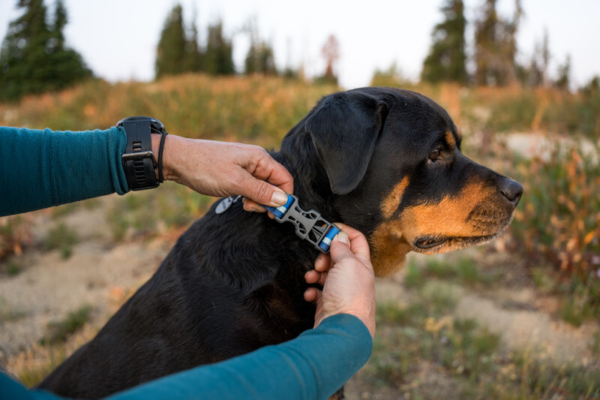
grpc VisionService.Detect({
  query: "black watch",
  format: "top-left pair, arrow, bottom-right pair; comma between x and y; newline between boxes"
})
117,116 -> 166,191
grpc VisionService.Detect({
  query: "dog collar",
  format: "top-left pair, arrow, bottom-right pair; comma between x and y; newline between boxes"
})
262,194 -> 340,253
215,194 -> 340,253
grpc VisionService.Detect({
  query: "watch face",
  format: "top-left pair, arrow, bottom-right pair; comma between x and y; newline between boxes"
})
117,116 -> 165,134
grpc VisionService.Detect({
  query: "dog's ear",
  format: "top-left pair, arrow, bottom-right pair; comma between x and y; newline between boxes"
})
305,92 -> 389,195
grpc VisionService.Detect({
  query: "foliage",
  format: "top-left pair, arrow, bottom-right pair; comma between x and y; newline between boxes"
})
0,0 -> 91,102
155,5 -> 188,78
0,75 -> 336,148
42,304 -> 92,344
474,0 -> 523,86
204,21 -> 235,76
421,0 -> 468,85
509,142 -> 599,277
316,34 -> 339,85
44,222 -> 79,259
0,214 -> 33,262
245,42 -> 276,76
155,5 -> 204,78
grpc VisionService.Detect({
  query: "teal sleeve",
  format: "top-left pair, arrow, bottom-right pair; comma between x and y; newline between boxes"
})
0,314 -> 373,400
0,126 -> 129,217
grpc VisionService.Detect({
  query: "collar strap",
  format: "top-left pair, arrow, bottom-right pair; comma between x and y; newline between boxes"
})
263,194 -> 340,253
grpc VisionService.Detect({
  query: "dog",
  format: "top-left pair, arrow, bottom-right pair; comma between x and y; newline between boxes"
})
38,87 -> 522,399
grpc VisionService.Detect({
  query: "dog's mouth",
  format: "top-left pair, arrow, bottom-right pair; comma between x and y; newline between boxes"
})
413,232 -> 501,254
414,236 -> 448,250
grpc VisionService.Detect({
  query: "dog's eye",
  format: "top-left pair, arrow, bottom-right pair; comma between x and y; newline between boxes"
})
428,148 -> 442,162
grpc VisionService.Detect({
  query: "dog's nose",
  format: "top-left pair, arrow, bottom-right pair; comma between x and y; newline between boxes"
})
499,178 -> 523,206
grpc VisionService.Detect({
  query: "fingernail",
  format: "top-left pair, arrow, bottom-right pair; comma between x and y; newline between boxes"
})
271,190 -> 288,206
334,231 -> 349,245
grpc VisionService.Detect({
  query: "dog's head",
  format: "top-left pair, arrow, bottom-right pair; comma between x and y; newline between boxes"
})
282,87 -> 522,276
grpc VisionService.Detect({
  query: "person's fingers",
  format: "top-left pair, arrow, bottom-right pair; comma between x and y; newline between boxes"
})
249,149 -> 294,195
243,199 -> 267,213
314,254 -> 331,272
332,223 -> 372,262
236,174 -> 289,208
304,287 -> 321,302
304,270 -> 321,284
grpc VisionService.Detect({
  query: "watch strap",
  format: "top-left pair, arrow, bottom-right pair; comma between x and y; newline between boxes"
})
120,119 -> 159,191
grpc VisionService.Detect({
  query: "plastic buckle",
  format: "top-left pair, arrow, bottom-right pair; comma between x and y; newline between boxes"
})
264,195 -> 340,253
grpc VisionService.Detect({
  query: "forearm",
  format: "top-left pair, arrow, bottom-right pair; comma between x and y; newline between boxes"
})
107,314 -> 372,400
0,126 -> 129,216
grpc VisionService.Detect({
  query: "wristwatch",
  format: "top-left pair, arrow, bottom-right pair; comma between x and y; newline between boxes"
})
117,116 -> 167,191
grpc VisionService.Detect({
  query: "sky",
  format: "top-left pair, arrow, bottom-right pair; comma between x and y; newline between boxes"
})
0,0 -> 599,89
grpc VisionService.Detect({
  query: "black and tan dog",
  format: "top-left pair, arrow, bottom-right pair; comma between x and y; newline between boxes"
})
39,87 -> 522,399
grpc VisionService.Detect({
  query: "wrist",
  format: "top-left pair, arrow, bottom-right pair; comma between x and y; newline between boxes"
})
151,134 -> 177,182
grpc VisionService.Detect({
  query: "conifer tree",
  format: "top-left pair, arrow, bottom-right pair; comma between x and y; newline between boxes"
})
204,21 -> 234,75
474,0 -> 523,86
555,55 -> 571,91
244,24 -> 276,76
0,0 -> 91,102
421,0 -> 467,84
155,5 -> 188,78
183,18 -> 203,73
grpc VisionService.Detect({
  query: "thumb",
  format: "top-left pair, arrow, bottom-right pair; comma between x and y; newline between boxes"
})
329,232 -> 356,264
239,176 -> 289,207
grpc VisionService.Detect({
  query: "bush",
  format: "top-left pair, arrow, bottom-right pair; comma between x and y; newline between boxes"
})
509,141 -> 599,277
0,215 -> 33,262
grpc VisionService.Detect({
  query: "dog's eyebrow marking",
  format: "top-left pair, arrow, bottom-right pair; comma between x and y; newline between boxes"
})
381,176 -> 409,219
445,131 -> 456,150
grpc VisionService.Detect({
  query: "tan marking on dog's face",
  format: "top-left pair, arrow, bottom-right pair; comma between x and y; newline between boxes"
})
445,131 -> 456,150
400,181 -> 495,242
381,177 -> 409,219
370,219 -> 412,276
371,179 -> 514,275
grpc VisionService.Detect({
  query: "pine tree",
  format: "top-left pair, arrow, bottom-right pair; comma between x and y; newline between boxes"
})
244,24 -> 276,76
183,18 -> 203,73
555,55 -> 571,91
421,0 -> 467,84
0,0 -> 91,102
155,5 -> 188,78
474,0 -> 523,86
204,21 -> 234,75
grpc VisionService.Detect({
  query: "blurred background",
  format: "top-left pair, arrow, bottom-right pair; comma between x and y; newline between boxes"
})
0,0 -> 598,398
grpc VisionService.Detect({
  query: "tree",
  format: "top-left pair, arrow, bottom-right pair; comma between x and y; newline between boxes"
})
204,20 -> 234,75
317,34 -> 339,84
155,5 -> 188,78
474,0 -> 523,86
421,0 -> 468,85
0,0 -> 91,102
183,11 -> 203,73
555,54 -> 571,91
244,22 -> 276,76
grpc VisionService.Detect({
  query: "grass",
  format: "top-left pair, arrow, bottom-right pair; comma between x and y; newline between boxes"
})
42,304 -> 92,345
404,257 -> 497,290
0,296 -> 27,322
17,347 -> 68,388
0,258 -> 23,276
365,296 -> 600,399
107,184 -> 213,241
43,223 -> 79,259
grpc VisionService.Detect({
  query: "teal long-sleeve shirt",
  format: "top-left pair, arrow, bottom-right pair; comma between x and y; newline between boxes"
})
0,126 -> 129,216
1,314 -> 372,400
0,126 -> 373,399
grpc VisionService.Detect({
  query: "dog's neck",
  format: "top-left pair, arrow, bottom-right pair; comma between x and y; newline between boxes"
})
274,127 -> 339,222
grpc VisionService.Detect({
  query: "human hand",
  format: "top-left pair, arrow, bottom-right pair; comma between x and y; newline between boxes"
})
153,135 -> 293,211
303,224 -> 376,339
